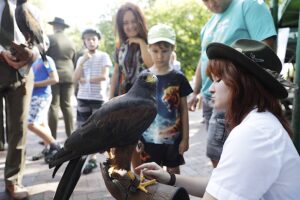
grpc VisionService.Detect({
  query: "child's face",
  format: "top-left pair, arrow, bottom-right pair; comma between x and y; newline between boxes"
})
209,74 -> 231,111
149,43 -> 173,69
123,10 -> 139,38
83,34 -> 99,51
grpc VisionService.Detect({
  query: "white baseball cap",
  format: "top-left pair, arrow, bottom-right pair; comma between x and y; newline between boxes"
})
148,24 -> 176,45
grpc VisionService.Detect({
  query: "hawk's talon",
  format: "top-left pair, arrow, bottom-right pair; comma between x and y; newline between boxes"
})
137,177 -> 157,193
127,172 -> 157,193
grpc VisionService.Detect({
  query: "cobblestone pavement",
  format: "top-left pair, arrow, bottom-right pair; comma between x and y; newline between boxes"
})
0,105 -> 212,200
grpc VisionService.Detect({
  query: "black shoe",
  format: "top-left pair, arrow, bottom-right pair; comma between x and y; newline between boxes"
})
83,159 -> 97,174
44,144 -> 61,164
32,148 -> 49,161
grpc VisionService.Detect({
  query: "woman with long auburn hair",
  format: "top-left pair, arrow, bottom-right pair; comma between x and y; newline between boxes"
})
110,2 -> 153,98
135,39 -> 300,200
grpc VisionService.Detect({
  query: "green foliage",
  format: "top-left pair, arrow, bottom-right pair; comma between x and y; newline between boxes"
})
66,28 -> 83,51
145,0 -> 211,79
97,18 -> 116,60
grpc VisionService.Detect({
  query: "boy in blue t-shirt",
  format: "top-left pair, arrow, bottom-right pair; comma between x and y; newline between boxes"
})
134,24 -> 193,175
28,37 -> 60,163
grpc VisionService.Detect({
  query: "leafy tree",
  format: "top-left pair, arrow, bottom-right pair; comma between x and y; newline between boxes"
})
97,16 -> 116,61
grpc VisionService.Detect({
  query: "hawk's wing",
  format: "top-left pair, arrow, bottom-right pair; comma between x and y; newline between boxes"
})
64,96 -> 157,155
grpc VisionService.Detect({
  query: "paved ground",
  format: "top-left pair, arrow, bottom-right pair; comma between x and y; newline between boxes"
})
0,103 -> 212,200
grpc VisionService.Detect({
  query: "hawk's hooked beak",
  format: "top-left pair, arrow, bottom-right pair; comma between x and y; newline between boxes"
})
145,74 -> 157,83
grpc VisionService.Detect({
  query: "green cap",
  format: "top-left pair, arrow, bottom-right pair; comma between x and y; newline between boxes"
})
148,24 -> 176,45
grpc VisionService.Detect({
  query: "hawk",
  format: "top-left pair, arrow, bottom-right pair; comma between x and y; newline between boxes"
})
50,71 -> 158,200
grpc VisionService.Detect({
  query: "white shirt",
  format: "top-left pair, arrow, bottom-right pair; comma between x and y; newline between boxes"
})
206,109 -> 300,200
76,51 -> 112,101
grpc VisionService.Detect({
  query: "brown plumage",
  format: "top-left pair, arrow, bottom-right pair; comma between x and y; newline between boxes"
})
15,0 -> 47,62
49,71 -> 157,200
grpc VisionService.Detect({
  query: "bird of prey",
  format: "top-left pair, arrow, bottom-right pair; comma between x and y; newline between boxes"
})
15,0 -> 47,63
49,71 -> 158,200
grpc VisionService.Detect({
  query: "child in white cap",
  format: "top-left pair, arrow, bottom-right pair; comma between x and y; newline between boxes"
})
134,24 -> 193,177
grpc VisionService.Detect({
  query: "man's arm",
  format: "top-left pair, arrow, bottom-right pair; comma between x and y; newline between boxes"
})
188,60 -> 202,111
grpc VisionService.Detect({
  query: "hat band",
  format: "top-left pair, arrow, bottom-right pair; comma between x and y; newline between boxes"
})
248,53 -> 264,63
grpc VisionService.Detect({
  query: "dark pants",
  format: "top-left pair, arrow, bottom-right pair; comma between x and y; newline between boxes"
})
0,65 -> 33,185
76,99 -> 103,128
48,82 -> 74,138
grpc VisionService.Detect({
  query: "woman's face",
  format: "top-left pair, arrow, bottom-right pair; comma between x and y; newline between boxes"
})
123,10 -> 139,38
209,74 -> 231,111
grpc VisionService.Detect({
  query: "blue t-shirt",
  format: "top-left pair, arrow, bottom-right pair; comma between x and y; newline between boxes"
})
200,0 -> 276,99
32,56 -> 56,96
142,70 -> 193,144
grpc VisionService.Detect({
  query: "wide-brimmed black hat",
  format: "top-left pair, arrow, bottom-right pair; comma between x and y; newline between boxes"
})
206,39 -> 288,99
48,17 -> 69,28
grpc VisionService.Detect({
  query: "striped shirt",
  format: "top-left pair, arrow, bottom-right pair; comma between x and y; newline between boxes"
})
76,51 -> 112,101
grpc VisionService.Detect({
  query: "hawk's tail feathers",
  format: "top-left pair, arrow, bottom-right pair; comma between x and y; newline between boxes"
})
53,156 -> 87,200
52,164 -> 63,178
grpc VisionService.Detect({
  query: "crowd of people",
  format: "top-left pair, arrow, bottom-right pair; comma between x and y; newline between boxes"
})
0,0 -> 300,199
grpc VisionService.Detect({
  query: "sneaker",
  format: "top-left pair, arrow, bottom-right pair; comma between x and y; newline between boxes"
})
6,184 -> 29,199
83,159 -> 97,174
44,145 -> 61,164
32,148 -> 49,161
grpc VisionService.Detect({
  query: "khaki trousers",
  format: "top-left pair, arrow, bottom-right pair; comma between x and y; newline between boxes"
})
48,82 -> 74,138
1,68 -> 33,185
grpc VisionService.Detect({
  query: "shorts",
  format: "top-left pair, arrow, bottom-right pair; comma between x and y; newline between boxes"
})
140,136 -> 185,168
76,99 -> 104,128
202,97 -> 213,130
206,110 -> 228,160
28,95 -> 52,124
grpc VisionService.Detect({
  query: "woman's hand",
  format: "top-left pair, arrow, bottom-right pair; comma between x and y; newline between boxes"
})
135,162 -> 170,184
127,37 -> 145,46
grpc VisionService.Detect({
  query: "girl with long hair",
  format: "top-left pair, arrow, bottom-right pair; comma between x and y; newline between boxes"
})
109,2 -> 152,98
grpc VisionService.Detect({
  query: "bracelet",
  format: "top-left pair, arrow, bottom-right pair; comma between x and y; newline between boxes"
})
167,172 -> 176,186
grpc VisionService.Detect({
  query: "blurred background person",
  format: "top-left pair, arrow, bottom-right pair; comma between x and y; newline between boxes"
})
28,36 -> 61,164
47,17 -> 76,139
170,51 -> 181,71
73,28 -> 112,174
109,2 -> 153,99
